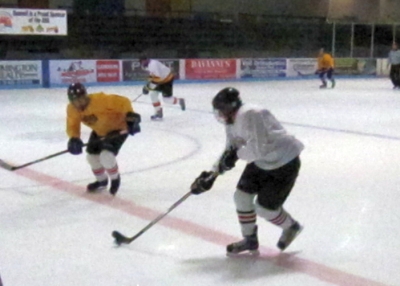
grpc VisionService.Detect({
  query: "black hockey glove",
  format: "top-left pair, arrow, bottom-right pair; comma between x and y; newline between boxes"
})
316,68 -> 327,74
218,147 -> 238,173
191,171 -> 217,195
142,85 -> 149,95
68,137 -> 83,155
143,82 -> 158,95
126,111 -> 141,135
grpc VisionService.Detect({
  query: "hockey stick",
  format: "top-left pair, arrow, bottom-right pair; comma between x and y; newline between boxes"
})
294,68 -> 318,77
0,130 -> 128,171
0,149 -> 75,171
112,172 -> 219,245
112,191 -> 192,245
132,93 -> 143,102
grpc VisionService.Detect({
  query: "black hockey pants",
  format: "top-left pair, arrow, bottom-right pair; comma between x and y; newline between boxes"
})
390,64 -> 400,87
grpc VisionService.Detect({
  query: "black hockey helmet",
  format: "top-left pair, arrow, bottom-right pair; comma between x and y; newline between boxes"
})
68,82 -> 87,102
212,87 -> 242,112
139,55 -> 150,68
212,87 -> 242,124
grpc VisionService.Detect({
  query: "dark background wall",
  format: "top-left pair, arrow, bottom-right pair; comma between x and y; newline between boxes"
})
0,0 -> 398,59
3,0 -> 400,21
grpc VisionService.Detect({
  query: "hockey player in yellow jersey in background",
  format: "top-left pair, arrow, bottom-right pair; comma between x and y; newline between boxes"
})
316,48 -> 336,89
66,82 -> 141,195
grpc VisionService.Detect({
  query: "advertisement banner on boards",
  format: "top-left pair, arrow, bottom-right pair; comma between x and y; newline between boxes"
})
185,59 -> 236,80
96,60 -> 120,82
377,58 -> 390,76
0,60 -> 42,86
287,58 -> 318,77
122,59 -> 180,82
49,60 -> 96,85
240,58 -> 287,78
334,58 -> 377,75
0,8 -> 67,35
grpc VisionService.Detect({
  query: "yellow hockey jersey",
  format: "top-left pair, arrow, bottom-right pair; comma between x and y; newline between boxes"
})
67,92 -> 134,138
317,53 -> 334,69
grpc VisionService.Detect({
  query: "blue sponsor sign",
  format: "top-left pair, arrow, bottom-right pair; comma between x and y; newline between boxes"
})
240,58 -> 286,78
0,60 -> 42,87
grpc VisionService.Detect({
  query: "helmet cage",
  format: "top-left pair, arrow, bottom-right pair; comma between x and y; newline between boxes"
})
68,83 -> 87,102
212,87 -> 242,124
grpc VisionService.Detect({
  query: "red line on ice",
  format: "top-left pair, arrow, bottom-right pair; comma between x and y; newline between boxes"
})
15,167 -> 386,286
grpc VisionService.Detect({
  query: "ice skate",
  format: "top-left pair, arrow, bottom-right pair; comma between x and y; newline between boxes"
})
277,221 -> 303,251
319,83 -> 327,89
179,98 -> 186,111
109,175 -> 120,195
227,226 -> 259,256
87,179 -> 108,192
150,109 -> 163,120
331,79 -> 336,88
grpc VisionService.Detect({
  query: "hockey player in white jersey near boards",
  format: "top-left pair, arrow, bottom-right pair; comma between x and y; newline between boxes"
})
140,57 -> 185,120
190,87 -> 304,255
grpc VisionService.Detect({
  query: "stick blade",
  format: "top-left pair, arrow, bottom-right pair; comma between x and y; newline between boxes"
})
0,159 -> 15,171
112,230 -> 131,245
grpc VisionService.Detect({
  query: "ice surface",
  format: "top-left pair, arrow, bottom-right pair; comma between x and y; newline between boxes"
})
0,78 -> 397,286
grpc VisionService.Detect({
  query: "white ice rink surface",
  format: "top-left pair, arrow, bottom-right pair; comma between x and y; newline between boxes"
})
0,78 -> 399,286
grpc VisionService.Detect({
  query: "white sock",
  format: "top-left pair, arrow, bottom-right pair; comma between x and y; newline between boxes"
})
234,189 -> 257,236
86,154 -> 107,182
256,202 -> 295,230
99,150 -> 119,180
163,96 -> 178,105
150,91 -> 162,112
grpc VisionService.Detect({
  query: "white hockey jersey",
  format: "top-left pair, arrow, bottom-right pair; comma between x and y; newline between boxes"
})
214,103 -> 304,171
146,60 -> 174,84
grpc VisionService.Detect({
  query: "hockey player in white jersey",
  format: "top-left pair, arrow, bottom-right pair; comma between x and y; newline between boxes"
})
190,87 -> 304,255
388,42 -> 400,89
140,57 -> 185,120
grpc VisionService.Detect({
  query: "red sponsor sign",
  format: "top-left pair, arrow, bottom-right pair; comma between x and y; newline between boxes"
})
96,60 -> 120,82
185,59 -> 236,79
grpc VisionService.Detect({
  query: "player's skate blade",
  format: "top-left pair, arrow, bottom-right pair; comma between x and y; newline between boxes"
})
226,226 -> 259,256
109,175 -> 120,195
150,109 -> 163,120
179,98 -> 186,111
277,222 -> 303,251
87,180 -> 108,193
226,249 -> 260,257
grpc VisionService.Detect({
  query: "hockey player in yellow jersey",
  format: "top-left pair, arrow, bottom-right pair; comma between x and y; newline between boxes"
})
66,82 -> 141,195
316,48 -> 335,89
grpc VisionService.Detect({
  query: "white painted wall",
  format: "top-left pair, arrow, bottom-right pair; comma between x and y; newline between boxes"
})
49,0 -> 72,9
0,0 -> 73,9
250,0 -> 329,17
327,0 -> 380,22
379,0 -> 400,23
0,0 -> 17,6
125,0 -> 145,12
189,0 -> 329,17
